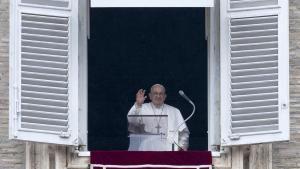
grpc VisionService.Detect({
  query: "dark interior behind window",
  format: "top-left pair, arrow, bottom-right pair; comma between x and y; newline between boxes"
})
88,8 -> 207,150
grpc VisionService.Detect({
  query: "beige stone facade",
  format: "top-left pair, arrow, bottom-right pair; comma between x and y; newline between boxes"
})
272,0 -> 300,168
0,0 -> 25,168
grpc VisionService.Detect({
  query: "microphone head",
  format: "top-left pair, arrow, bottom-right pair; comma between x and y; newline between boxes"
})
178,90 -> 185,96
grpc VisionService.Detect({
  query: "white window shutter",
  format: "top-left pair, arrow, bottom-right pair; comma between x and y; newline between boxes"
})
9,0 -> 79,145
220,0 -> 289,146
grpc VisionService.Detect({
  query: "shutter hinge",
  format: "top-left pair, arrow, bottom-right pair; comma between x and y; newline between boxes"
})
60,131 -> 71,138
14,101 -> 21,138
16,101 -> 20,114
13,85 -> 20,138
229,134 -> 240,140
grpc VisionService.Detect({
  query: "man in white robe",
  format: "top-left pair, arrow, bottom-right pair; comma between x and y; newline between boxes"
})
127,84 -> 189,151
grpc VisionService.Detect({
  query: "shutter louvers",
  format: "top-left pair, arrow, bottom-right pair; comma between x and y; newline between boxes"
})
230,15 -> 279,134
21,13 -> 71,133
21,0 -> 70,9
221,0 -> 289,146
230,0 -> 278,9
10,1 -> 78,145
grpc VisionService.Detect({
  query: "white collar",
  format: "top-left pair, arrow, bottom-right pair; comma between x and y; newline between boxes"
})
151,102 -> 164,109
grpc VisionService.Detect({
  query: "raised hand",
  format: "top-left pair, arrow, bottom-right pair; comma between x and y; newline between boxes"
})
136,89 -> 147,107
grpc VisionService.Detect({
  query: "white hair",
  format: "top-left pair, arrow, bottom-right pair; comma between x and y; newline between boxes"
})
150,84 -> 166,93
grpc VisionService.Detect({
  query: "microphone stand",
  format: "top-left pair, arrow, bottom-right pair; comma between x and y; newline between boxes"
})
172,90 -> 196,151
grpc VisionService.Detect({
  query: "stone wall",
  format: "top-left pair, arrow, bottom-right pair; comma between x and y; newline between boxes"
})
0,0 -> 25,168
272,0 -> 300,168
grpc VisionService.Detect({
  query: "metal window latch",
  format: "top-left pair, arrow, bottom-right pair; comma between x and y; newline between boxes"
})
281,103 -> 288,110
229,134 -> 240,140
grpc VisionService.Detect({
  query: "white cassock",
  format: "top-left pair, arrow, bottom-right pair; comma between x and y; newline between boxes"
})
127,103 -> 189,151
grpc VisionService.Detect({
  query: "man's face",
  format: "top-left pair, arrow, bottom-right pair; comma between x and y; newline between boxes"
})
149,86 -> 166,107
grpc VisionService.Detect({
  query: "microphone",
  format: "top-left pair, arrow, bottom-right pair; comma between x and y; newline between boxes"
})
171,90 -> 196,151
178,90 -> 193,104
178,90 -> 195,125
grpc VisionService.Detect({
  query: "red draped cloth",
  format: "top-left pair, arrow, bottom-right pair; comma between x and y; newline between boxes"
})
91,151 -> 212,169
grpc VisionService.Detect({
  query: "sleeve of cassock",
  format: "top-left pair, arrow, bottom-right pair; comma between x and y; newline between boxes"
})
127,104 -> 142,133
178,128 -> 189,150
128,103 -> 141,116
175,109 -> 190,150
